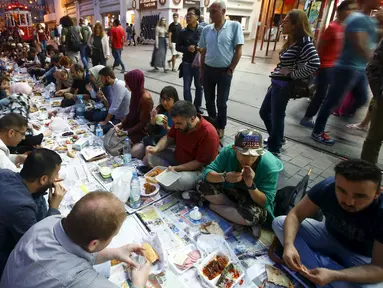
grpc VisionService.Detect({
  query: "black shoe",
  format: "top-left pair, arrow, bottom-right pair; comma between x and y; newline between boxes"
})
264,137 -> 287,146
196,108 -> 204,115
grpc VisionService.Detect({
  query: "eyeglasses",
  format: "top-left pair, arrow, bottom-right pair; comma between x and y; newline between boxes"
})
13,129 -> 27,136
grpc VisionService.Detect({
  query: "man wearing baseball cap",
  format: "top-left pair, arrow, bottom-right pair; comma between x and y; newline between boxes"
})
198,129 -> 283,235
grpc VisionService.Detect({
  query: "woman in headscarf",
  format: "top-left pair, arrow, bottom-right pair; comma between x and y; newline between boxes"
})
85,65 -> 112,122
115,69 -> 153,159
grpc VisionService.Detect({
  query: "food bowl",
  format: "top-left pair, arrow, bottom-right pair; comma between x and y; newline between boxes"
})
100,167 -> 112,179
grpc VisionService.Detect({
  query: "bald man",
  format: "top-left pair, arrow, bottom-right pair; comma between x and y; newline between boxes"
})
0,192 -> 151,288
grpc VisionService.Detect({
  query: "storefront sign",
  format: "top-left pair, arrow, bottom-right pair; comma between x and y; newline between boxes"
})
183,0 -> 200,7
139,0 -> 157,10
173,0 -> 181,5
159,0 -> 166,5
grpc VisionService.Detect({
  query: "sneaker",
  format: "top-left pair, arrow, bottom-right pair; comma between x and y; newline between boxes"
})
196,108 -> 204,115
311,132 -> 335,146
120,70 -> 126,74
264,137 -> 287,145
300,117 -> 315,128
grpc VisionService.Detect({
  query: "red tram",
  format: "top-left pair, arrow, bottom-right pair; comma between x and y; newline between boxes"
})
4,3 -> 34,41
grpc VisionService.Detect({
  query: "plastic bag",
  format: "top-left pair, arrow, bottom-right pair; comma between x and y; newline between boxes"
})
192,51 -> 201,68
111,173 -> 132,203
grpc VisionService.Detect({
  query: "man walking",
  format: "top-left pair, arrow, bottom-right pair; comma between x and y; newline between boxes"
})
199,0 -> 244,138
361,34 -> 383,164
311,0 -> 382,145
177,7 -> 204,114
79,18 -> 92,70
300,0 -> 356,128
110,19 -> 126,73
168,13 -> 182,72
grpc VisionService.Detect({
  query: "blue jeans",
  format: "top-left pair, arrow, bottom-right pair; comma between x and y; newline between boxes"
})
272,216 -> 383,288
259,83 -> 290,153
305,67 -> 334,118
183,62 -> 203,110
80,44 -> 88,70
40,40 -> 47,52
112,48 -> 126,71
313,67 -> 368,134
203,65 -> 233,129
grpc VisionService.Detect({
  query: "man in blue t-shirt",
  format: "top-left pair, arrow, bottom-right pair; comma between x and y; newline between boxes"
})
311,0 -> 382,146
273,159 -> 383,287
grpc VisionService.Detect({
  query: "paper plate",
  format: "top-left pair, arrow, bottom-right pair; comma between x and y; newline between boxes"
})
140,181 -> 160,197
111,166 -> 135,181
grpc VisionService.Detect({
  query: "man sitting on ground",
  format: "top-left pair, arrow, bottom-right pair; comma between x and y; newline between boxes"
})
0,113 -> 28,172
55,63 -> 91,107
199,129 -> 283,235
0,192 -> 151,288
146,100 -> 220,191
0,148 -> 66,275
98,66 -> 131,133
273,159 -> 383,287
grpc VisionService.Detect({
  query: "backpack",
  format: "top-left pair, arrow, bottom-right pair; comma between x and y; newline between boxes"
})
274,185 -> 323,222
67,26 -> 82,52
81,25 -> 91,44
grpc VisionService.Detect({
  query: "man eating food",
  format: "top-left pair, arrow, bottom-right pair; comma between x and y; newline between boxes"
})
273,159 -> 383,287
199,129 -> 283,236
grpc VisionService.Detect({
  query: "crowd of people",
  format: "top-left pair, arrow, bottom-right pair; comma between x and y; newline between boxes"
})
0,0 -> 382,287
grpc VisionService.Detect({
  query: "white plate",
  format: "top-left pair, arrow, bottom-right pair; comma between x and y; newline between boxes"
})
169,244 -> 202,275
140,181 -> 160,197
111,166 -> 135,180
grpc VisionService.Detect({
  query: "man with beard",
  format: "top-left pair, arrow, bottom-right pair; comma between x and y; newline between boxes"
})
272,159 -> 383,287
0,148 -> 66,276
146,101 -> 219,191
97,67 -> 130,133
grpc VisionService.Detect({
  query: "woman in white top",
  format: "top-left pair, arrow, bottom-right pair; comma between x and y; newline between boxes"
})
88,22 -> 110,66
150,17 -> 168,73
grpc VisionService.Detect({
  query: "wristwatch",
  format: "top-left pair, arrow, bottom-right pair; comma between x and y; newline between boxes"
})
222,172 -> 227,182
247,182 -> 256,190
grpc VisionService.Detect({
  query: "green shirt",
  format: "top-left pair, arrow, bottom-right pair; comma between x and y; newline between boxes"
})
203,145 -> 283,219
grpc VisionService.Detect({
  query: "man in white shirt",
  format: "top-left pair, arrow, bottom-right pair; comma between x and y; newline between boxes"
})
0,113 -> 28,172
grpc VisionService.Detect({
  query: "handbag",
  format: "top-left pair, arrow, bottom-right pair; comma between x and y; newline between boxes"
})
192,51 -> 201,68
103,129 -> 127,156
288,41 -> 316,100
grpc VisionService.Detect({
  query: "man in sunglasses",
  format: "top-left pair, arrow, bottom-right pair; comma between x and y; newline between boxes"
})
0,113 -> 28,172
198,129 -> 283,236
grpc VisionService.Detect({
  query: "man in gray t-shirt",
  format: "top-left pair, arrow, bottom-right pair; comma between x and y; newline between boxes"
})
0,192 -> 151,288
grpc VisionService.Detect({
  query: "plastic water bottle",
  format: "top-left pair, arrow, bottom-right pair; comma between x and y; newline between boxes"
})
129,172 -> 141,208
123,138 -> 131,165
44,91 -> 51,108
75,95 -> 86,119
95,124 -> 103,137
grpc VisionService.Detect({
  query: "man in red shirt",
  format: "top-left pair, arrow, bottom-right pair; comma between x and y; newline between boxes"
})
300,0 -> 356,128
110,19 -> 126,73
146,101 -> 220,191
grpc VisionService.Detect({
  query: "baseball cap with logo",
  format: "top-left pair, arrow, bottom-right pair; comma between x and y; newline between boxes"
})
234,129 -> 265,157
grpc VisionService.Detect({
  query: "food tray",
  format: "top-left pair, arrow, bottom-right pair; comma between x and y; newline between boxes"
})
144,166 -> 166,178
155,170 -> 180,188
197,250 -> 244,288
169,244 -> 202,275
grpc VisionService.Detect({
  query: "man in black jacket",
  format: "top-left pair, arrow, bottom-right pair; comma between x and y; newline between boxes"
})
176,7 -> 204,114
0,148 -> 66,276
